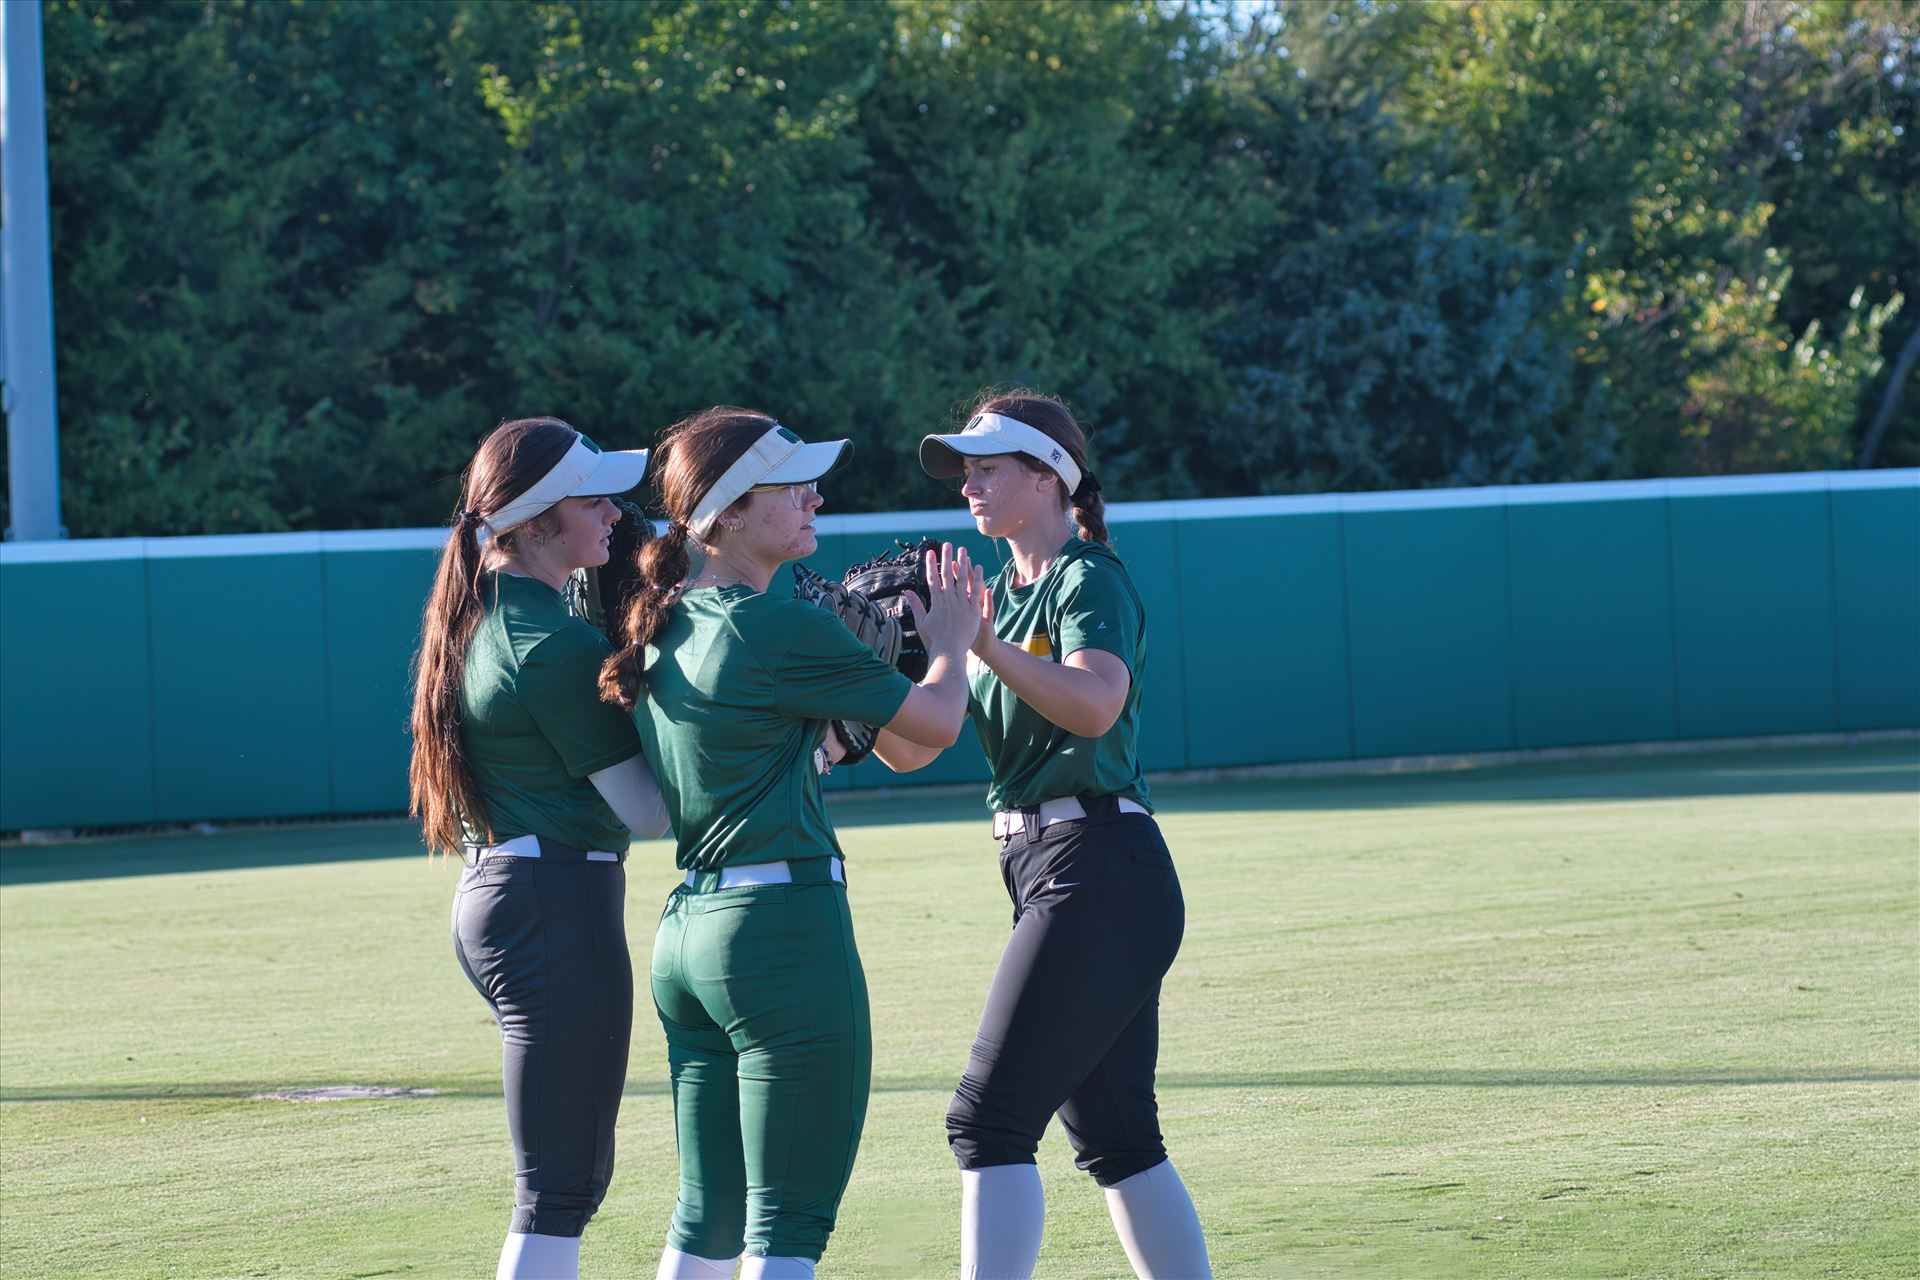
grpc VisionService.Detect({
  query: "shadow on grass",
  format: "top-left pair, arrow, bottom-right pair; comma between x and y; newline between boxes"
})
6,742 -> 1913,886
7,1066 -> 1914,1105
1143,742 -> 1920,818
0,1077 -> 661,1103
830,742 -> 1920,831
0,820 -> 430,888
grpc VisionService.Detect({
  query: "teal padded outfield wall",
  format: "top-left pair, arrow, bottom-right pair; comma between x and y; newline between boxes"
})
2,471 -> 1915,831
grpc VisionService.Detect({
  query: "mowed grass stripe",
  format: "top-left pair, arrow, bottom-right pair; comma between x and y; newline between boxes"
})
2,743 -> 1914,1278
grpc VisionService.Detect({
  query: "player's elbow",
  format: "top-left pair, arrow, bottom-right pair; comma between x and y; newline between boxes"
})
1059,688 -> 1126,738
876,736 -> 942,772
920,707 -> 965,748
1059,708 -> 1121,738
887,687 -> 966,749
891,716 -> 961,749
1056,657 -> 1128,738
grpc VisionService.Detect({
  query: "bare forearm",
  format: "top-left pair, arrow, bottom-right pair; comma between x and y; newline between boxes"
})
872,727 -> 943,772
883,650 -> 970,747
975,638 -> 1124,738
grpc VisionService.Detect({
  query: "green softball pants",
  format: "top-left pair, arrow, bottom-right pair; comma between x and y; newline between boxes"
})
648,860 -> 872,1262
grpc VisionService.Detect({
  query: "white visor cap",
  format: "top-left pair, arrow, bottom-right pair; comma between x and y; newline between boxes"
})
919,412 -> 1082,495
481,433 -> 650,540
689,424 -> 850,538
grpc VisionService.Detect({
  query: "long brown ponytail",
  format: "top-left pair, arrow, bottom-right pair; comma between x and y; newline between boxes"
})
409,418 -> 578,856
599,406 -> 777,710
972,389 -> 1110,546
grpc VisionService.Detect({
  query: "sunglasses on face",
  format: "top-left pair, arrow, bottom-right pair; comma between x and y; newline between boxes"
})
746,480 -> 820,509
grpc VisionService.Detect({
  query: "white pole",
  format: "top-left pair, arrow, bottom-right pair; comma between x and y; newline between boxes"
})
2,0 -> 64,541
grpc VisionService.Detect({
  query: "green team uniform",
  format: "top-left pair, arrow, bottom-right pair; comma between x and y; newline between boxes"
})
637,586 -> 909,872
461,571 -> 641,850
634,584 -> 912,1262
968,537 -> 1150,812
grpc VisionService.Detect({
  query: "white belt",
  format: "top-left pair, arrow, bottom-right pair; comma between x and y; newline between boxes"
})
685,857 -> 846,889
992,796 -> 1149,839
467,833 -> 623,863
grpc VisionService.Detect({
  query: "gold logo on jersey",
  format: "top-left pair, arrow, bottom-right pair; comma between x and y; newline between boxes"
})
1023,632 -> 1052,658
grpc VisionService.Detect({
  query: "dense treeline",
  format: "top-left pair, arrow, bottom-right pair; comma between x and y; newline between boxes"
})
14,0 -> 1918,536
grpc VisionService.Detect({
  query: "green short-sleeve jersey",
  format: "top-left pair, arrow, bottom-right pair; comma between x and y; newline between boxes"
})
968,538 -> 1150,813
636,585 -> 913,872
460,572 -> 642,852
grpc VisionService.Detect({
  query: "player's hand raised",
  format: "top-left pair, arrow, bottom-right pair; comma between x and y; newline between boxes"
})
905,542 -> 977,662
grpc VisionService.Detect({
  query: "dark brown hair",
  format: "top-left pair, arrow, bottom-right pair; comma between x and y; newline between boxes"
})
408,417 -> 578,856
598,406 -> 776,710
972,389 -> 1110,545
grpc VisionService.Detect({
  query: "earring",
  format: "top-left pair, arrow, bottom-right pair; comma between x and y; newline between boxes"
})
720,516 -> 743,530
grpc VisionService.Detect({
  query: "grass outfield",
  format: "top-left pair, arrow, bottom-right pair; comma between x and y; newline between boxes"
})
2,742 -> 1915,1279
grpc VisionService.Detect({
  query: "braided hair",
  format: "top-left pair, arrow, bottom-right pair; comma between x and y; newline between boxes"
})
970,389 -> 1110,545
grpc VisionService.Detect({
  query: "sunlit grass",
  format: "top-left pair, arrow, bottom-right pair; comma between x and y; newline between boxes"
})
3,742 -> 1915,1278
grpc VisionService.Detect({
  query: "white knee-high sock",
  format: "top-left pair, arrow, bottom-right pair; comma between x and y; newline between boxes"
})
657,1245 -> 740,1279
1103,1162 -> 1211,1279
960,1164 -> 1045,1280
739,1256 -> 814,1279
496,1231 -> 581,1280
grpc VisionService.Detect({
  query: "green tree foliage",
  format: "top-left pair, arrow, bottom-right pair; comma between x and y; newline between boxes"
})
857,0 -> 1257,501
1682,269 -> 1900,471
453,0 -> 956,516
1208,70 -> 1607,492
40,0 -> 503,534
1300,0 -> 1918,475
1751,1 -> 1920,466
17,0 -> 1918,536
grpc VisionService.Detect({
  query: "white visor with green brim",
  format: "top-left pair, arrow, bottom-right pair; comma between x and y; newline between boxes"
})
689,424 -> 850,538
480,433 -> 649,542
919,412 -> 1081,494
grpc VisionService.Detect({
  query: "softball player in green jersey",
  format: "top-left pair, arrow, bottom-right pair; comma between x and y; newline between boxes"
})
598,406 -> 983,1280
409,417 -> 669,1280
879,391 -> 1212,1280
